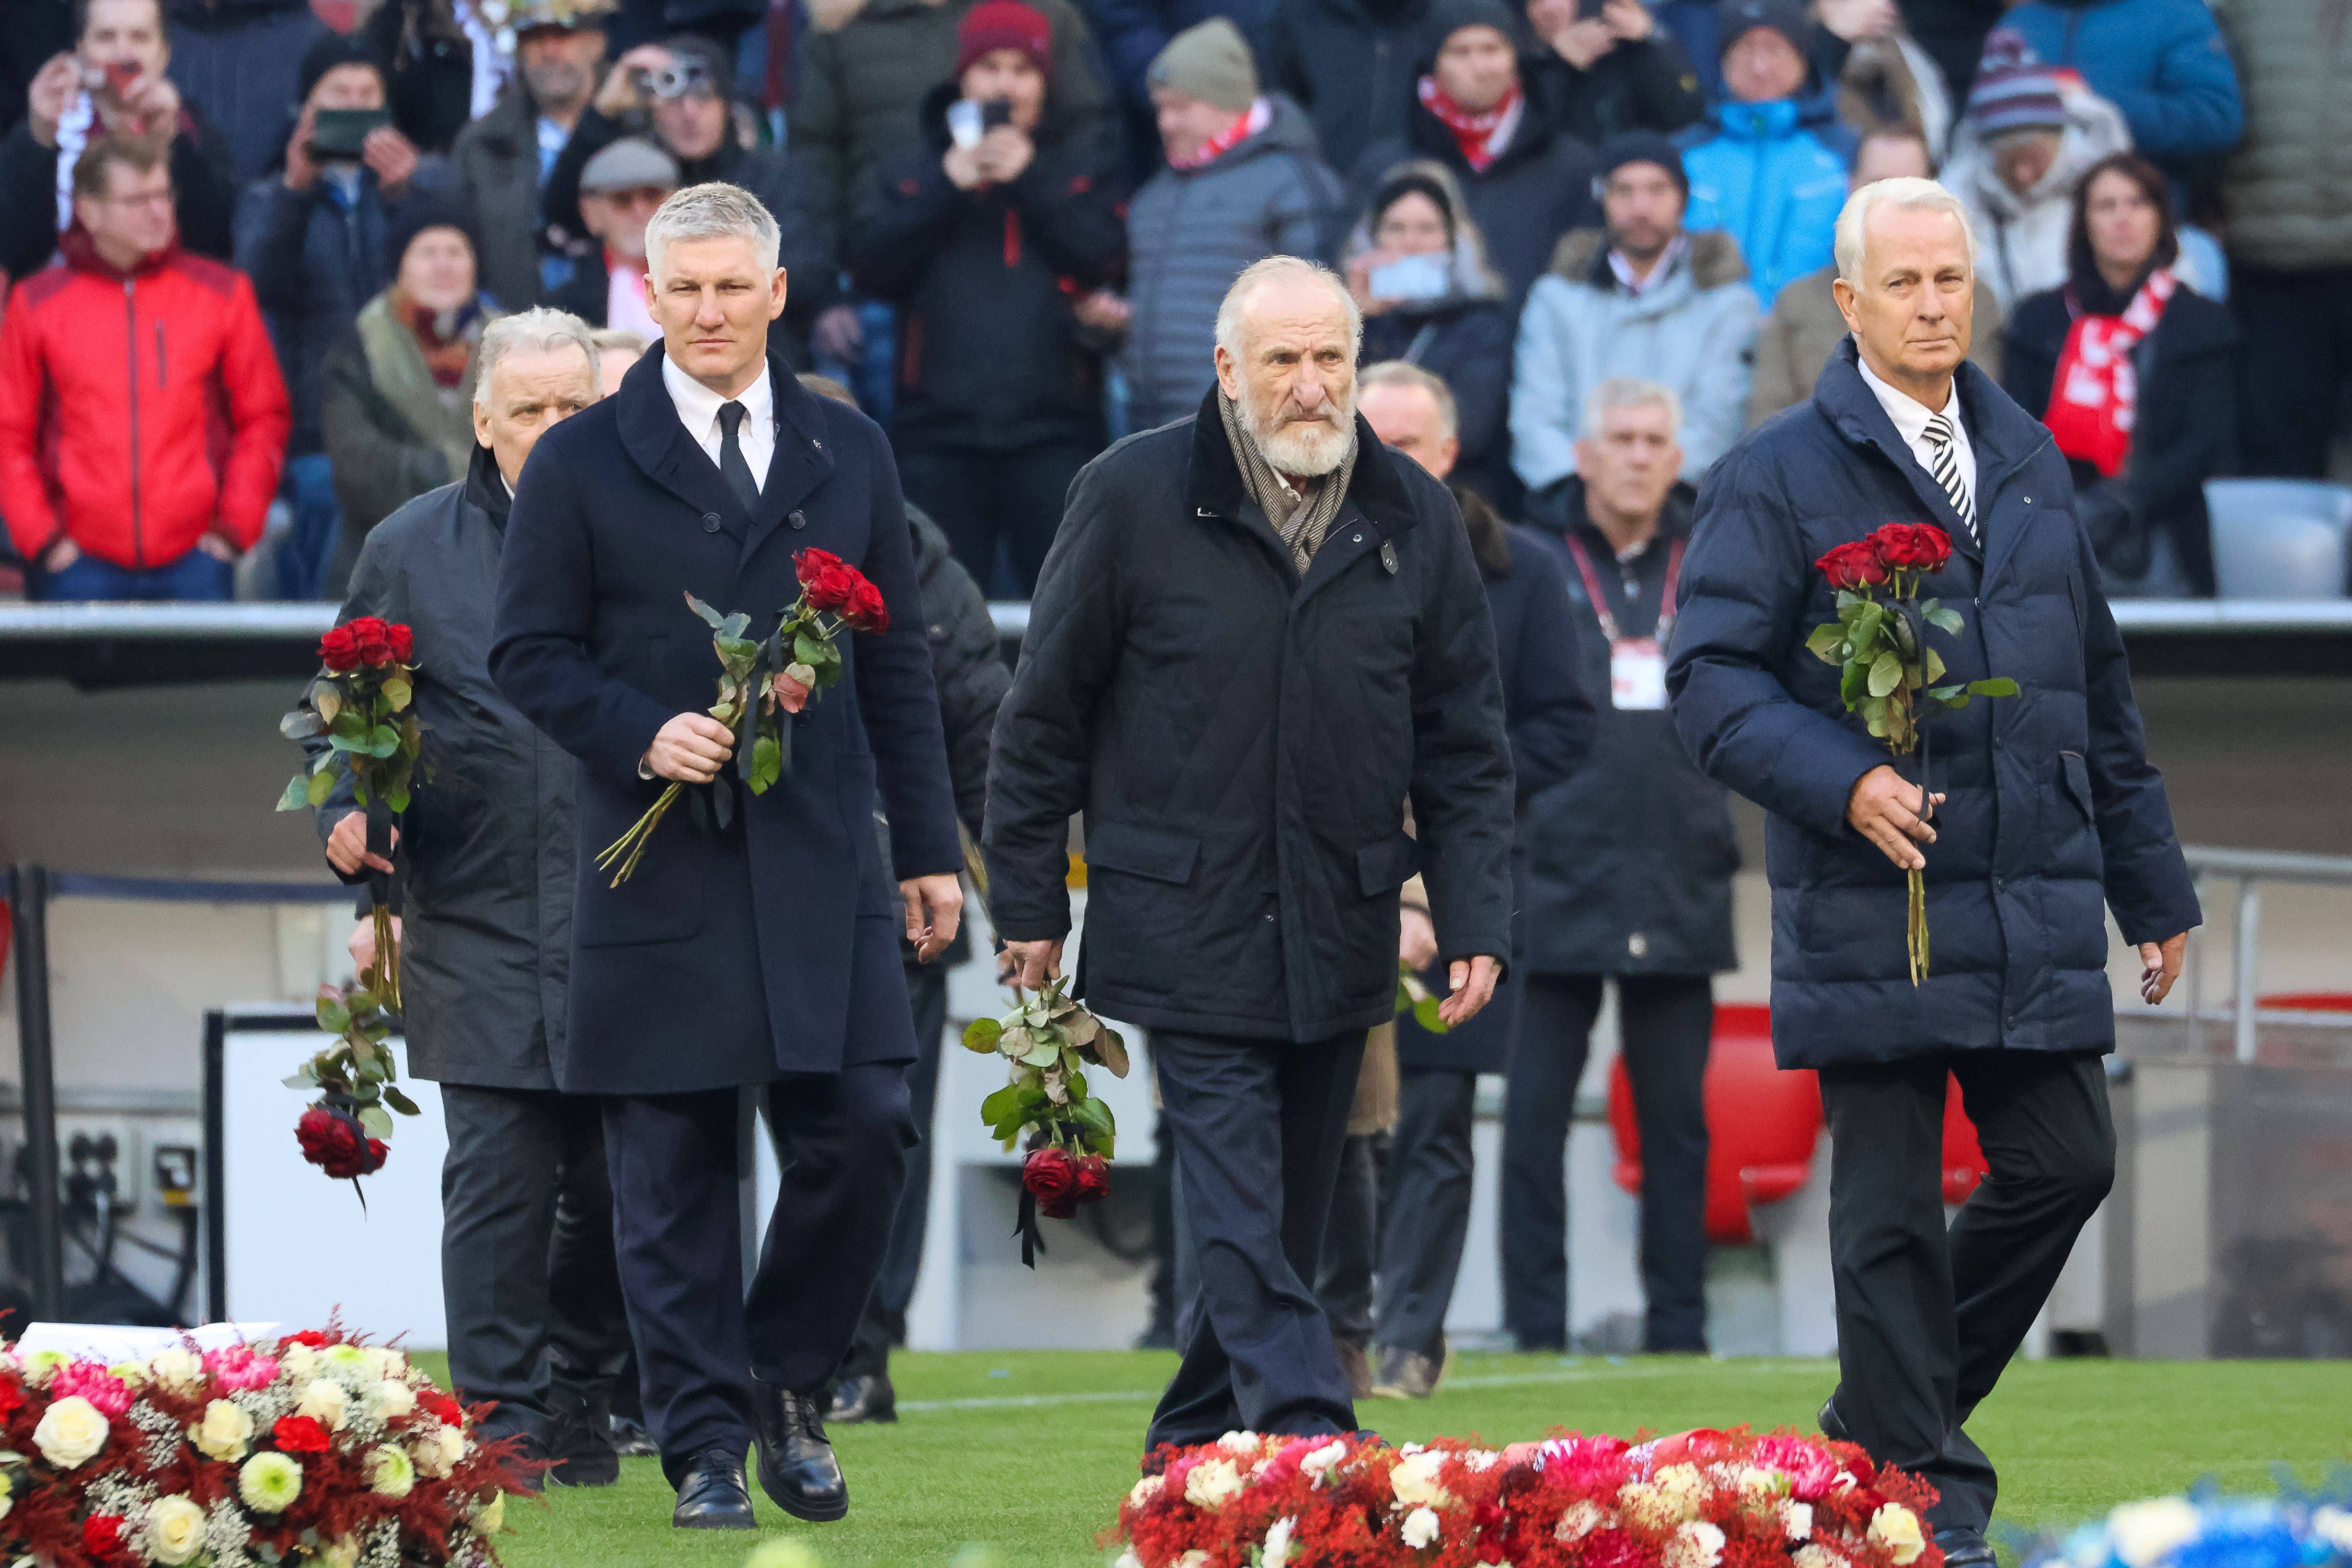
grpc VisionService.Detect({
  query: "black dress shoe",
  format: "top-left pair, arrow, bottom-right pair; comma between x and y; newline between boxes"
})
1818,1393 -> 1851,1443
1935,1526 -> 1996,1568
671,1450 -> 757,1530
544,1378 -> 620,1488
750,1378 -> 849,1522
828,1372 -> 897,1425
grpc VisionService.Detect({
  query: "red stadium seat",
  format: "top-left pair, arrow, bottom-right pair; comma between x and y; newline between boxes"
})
1607,1004 -> 1823,1245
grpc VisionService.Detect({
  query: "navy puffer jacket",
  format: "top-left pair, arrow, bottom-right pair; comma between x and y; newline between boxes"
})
1666,340 -> 2199,1067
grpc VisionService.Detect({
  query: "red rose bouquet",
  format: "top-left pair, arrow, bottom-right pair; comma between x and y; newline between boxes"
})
284,981 -> 417,1202
1805,523 -> 2017,982
276,616 -> 421,1011
599,550 -> 890,887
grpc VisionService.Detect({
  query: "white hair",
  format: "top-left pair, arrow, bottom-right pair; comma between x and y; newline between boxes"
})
474,307 -> 598,410
1361,360 -> 1458,441
1213,255 -> 1363,364
644,181 -> 781,282
1584,376 -> 1681,439
1835,175 -> 1976,284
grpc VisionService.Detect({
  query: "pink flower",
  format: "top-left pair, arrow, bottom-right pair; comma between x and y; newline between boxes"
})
51,1360 -> 132,1417
1543,1433 -> 1633,1491
202,1345 -> 282,1392
1754,1435 -> 1841,1502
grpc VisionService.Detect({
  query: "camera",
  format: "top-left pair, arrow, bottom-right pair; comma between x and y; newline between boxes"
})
642,60 -> 716,100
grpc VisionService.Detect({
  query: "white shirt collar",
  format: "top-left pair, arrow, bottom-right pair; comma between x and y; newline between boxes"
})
1608,233 -> 1687,296
1855,352 -> 1962,445
661,351 -> 773,441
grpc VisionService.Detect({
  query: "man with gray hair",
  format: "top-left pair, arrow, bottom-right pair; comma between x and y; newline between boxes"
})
493,182 -> 964,1530
309,306 -> 630,1488
1668,178 -> 2198,1567
986,254 -> 1518,1454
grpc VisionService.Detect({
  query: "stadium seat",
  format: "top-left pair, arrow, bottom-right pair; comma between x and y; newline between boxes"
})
2203,479 -> 2352,599
1607,1003 -> 1821,1246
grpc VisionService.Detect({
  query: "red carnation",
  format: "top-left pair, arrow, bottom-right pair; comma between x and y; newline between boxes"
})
284,1329 -> 335,1348
1072,1152 -> 1110,1206
387,622 -> 414,664
418,1389 -> 464,1425
84,1515 -> 125,1558
1871,522 -> 1953,573
295,1103 -> 387,1181
1022,1146 -> 1083,1220
1816,539 -> 1890,592
272,1414 -> 331,1454
319,625 -> 361,673
0,1379 -> 21,1417
843,578 -> 889,634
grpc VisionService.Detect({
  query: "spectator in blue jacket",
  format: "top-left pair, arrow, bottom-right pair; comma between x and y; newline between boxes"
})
1995,0 -> 2242,179
1677,0 -> 1852,313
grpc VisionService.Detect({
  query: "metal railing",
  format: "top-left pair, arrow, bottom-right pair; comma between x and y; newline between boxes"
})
2171,845 -> 2352,1063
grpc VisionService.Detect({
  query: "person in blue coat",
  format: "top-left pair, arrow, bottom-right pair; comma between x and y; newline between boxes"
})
1996,0 -> 2242,180
1677,0 -> 1852,313
1355,360 -> 1594,1399
1666,177 -> 2198,1568
490,182 -> 965,1531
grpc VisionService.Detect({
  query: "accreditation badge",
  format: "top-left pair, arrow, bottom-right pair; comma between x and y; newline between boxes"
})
1610,637 -> 1668,710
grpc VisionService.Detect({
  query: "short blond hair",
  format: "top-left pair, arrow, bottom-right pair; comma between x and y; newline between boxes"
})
1360,361 -> 1458,440
1835,176 -> 1976,284
645,181 -> 780,280
1585,377 -> 1681,437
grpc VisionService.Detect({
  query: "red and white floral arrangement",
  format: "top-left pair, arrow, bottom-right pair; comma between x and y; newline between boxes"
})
1111,1426 -> 1944,1568
0,1327 -> 534,1567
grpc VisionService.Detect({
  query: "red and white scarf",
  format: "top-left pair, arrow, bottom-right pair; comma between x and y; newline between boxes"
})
2044,267 -> 2176,479
1416,75 -> 1523,171
1170,97 -> 1271,171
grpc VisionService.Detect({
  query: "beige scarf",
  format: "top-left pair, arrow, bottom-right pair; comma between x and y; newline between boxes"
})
1218,391 -> 1356,576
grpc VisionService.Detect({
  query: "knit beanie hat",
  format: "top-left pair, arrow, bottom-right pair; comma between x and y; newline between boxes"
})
1146,17 -> 1259,112
955,0 -> 1054,82
386,190 -> 479,275
1965,28 -> 2067,138
1429,0 -> 1519,50
1597,130 -> 1688,195
297,30 -> 385,108
1715,0 -> 1808,60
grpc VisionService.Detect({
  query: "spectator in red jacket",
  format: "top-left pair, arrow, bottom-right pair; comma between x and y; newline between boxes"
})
0,136 -> 290,601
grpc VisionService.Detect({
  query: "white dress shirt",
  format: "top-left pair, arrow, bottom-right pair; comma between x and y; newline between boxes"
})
1857,353 -> 1976,520
662,352 -> 774,493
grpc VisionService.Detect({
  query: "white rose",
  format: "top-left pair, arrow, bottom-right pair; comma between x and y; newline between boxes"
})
32,1395 -> 110,1469
148,1347 -> 205,1393
1183,1457 -> 1245,1511
142,1494 -> 207,1566
1784,1501 -> 1816,1540
1402,1505 -> 1442,1549
1557,1501 -> 1607,1542
1263,1515 -> 1297,1568
1668,1520 -> 1727,1568
1870,1503 -> 1928,1566
1217,1431 -> 1260,1455
2108,1498 -> 2203,1568
413,1423 -> 467,1480
1391,1450 -> 1453,1509
1301,1440 -> 1347,1480
193,1398 -> 254,1461
364,1379 -> 416,1422
278,1343 -> 318,1380
297,1377 -> 350,1432
363,1347 -> 407,1382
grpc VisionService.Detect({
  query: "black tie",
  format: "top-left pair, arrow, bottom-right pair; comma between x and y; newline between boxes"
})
716,399 -> 759,516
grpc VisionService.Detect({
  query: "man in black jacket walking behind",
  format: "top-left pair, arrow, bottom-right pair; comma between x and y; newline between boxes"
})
986,256 -> 1516,1453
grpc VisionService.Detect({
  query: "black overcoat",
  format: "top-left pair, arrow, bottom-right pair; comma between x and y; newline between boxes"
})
313,448 -> 574,1090
1666,340 -> 2201,1069
489,348 -> 963,1094
984,393 -> 1519,1044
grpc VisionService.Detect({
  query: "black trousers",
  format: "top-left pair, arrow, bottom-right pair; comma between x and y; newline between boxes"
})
1147,1028 -> 1365,1452
1819,1050 -> 2114,1534
603,1066 -> 916,1481
2231,262 -> 2352,478
840,963 -> 948,1381
1501,973 -> 1713,1352
439,1085 -> 634,1443
897,439 -> 1094,598
1315,1130 -> 1385,1345
1373,1068 -> 1478,1358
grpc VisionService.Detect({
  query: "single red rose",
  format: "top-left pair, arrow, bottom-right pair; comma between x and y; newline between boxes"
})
272,1414 -> 331,1454
1815,539 -> 1890,591
1022,1147 -> 1082,1220
295,1103 -> 387,1181
844,578 -> 889,634
806,561 -> 863,614
794,548 -> 848,589
387,622 -> 415,664
84,1515 -> 125,1557
319,625 -> 361,673
1072,1152 -> 1110,1206
1871,522 -> 1952,573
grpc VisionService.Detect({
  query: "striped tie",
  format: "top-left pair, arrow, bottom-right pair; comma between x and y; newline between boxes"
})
1922,412 -> 1976,540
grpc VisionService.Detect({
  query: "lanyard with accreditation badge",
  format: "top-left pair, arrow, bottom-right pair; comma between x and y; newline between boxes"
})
1563,533 -> 1685,711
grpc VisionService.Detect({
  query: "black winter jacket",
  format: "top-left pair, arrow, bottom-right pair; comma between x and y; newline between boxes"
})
1521,32 -> 1707,149
2002,278 -> 2238,596
985,395 -> 1519,1042
1667,341 -> 2200,1068
1517,479 -> 1737,978
1267,0 -> 1455,177
908,500 -> 1012,840
1361,298 -> 1515,502
166,0 -> 329,185
848,88 -> 1125,454
0,108 -> 236,279
360,0 -> 475,156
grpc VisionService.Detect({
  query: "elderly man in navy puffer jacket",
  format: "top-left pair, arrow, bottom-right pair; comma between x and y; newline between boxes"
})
1667,177 -> 2198,1568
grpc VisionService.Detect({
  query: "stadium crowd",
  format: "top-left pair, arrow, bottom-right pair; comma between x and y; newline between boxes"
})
0,0 -> 2343,604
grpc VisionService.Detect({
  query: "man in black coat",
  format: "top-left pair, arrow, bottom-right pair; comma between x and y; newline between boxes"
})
1667,179 -> 2199,1568
313,308 -> 629,1488
490,183 -> 965,1530
986,256 -> 1517,1452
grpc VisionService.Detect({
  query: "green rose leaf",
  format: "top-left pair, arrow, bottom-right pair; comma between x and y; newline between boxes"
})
315,686 -> 342,724
1928,606 -> 1965,636
1805,623 -> 1846,663
962,1017 -> 1002,1053
687,592 -> 727,630
979,1083 -> 1025,1127
1093,1025 -> 1131,1079
305,769 -> 338,808
276,775 -> 311,813
1412,994 -> 1448,1034
747,734 -> 782,795
382,678 -> 412,712
1967,677 -> 2020,698
1867,651 -> 1904,698
280,709 -> 325,741
1839,656 -> 1869,709
1925,648 -> 1946,684
358,1105 -> 394,1140
383,1085 -> 420,1117
721,612 -> 752,642
1021,1042 -> 1061,1069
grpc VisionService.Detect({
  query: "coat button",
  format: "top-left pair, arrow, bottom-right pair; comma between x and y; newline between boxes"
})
1352,533 -> 1363,543
1264,912 -> 1276,923
789,510 -> 808,530
1628,932 -> 1649,959
701,512 -> 722,532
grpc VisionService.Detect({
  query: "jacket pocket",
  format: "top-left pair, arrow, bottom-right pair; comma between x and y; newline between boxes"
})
1355,832 -> 1419,898
1083,820 -> 1202,885
2058,751 -> 2095,824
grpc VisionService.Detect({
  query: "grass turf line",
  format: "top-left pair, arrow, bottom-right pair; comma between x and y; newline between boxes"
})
402,1351 -> 2352,1568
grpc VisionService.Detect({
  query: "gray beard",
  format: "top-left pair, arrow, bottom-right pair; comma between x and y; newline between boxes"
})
1242,391 -> 1355,478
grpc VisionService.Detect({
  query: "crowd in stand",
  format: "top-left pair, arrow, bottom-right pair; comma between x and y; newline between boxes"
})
0,0 -> 2344,604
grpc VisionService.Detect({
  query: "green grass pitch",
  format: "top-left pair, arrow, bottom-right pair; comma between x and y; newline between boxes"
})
406,1351 -> 2352,1568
